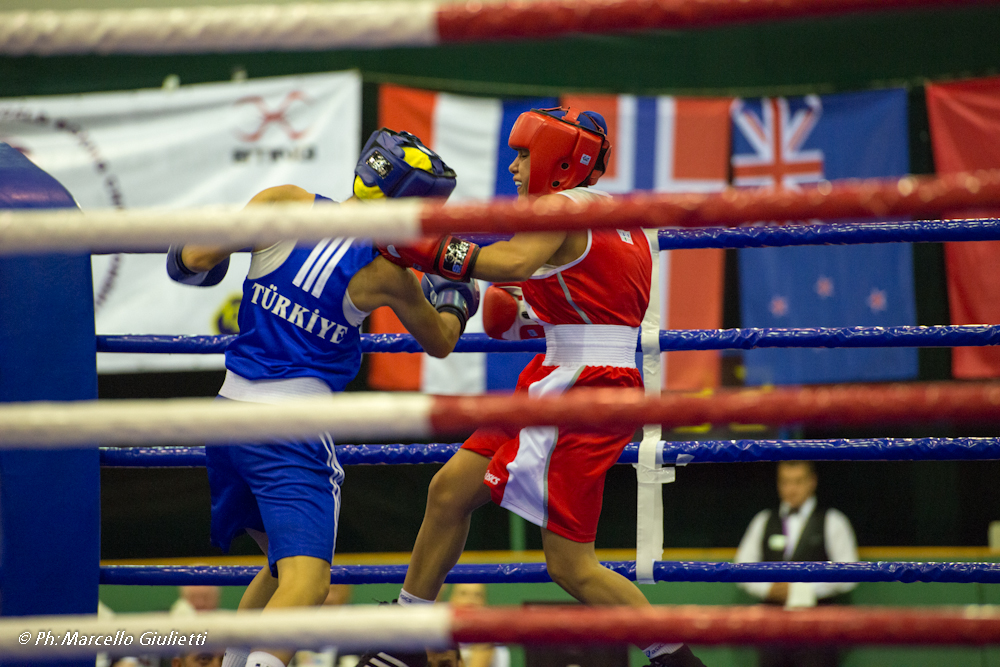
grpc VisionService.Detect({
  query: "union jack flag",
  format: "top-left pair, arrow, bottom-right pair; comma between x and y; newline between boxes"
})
731,96 -> 824,190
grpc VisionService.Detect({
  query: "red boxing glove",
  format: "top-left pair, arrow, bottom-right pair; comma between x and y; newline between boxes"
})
483,284 -> 545,341
377,235 -> 480,282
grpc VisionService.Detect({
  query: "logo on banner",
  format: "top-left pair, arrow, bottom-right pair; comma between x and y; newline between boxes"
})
214,294 -> 242,335
232,91 -> 317,165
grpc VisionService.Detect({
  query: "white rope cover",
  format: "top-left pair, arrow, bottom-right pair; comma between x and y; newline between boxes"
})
0,200 -> 424,255
6,604 -> 1000,658
0,395 -> 433,447
1,0 -> 990,56
0,3 -> 438,56
6,170 -> 1000,255
0,606 -> 451,659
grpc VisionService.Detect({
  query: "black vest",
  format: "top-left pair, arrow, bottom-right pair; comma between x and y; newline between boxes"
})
762,505 -> 829,562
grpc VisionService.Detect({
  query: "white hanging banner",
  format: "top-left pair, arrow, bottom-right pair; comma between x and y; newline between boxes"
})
0,70 -> 361,372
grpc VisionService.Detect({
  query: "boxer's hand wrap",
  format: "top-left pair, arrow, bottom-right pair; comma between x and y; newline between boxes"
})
483,284 -> 545,341
421,274 -> 481,334
166,245 -> 230,287
377,235 -> 480,282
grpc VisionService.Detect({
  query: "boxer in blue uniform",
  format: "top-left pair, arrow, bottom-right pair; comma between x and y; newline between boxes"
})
167,130 -> 477,667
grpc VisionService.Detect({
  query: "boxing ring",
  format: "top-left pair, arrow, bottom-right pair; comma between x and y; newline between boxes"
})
5,0 -> 1000,660
5,169 -> 1000,656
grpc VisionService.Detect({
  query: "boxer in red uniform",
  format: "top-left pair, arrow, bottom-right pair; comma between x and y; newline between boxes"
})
363,108 -> 704,667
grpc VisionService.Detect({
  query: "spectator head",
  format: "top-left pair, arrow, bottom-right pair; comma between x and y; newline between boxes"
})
427,648 -> 463,667
171,652 -> 223,667
448,583 -> 487,608
777,461 -> 817,511
177,585 -> 221,613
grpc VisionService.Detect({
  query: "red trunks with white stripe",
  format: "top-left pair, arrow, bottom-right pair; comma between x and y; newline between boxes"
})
461,353 -> 642,543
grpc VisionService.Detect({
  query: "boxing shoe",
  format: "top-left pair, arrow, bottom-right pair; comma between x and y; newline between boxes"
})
648,645 -> 707,667
356,600 -> 429,667
356,649 -> 428,667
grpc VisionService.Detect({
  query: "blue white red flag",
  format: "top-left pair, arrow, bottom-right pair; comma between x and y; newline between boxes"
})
735,89 -> 917,385
368,86 -> 731,394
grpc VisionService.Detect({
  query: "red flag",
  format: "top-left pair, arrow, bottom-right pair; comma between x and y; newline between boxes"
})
366,85 -> 436,390
926,77 -> 1000,378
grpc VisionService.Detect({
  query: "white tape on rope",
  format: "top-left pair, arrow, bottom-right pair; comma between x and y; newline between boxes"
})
0,394 -> 433,447
0,200 -> 425,255
0,605 -> 451,658
0,3 -> 439,56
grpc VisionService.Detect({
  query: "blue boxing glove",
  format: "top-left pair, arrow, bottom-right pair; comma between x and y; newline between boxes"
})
354,128 -> 457,200
421,273 -> 480,334
166,245 -> 230,287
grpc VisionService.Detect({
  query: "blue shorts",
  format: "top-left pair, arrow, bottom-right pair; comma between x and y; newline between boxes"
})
206,405 -> 344,577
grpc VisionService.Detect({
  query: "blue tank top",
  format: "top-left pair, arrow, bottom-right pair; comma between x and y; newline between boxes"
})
225,195 -> 378,391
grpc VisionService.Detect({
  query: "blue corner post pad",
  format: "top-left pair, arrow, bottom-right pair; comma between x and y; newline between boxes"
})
0,143 -> 78,210
0,143 -> 98,659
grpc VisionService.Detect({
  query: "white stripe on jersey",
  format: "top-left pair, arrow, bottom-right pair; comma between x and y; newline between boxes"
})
311,237 -> 354,297
293,237 -> 333,287
301,237 -> 345,293
556,272 -> 593,324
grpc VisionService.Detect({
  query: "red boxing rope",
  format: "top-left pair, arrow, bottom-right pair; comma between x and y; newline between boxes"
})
429,381 -> 1000,434
437,0 -> 995,43
422,170 -> 1000,235
451,605 -> 1000,646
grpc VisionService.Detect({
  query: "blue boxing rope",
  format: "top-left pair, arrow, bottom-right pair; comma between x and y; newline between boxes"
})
655,218 -> 1000,250
99,561 -> 1000,587
96,324 -> 1000,356
98,438 -> 1000,468
88,219 -> 1000,256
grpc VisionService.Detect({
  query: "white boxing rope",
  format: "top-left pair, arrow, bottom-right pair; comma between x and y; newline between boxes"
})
0,3 -> 438,56
0,200 -> 424,256
0,394 -> 433,447
635,230 -> 673,584
0,606 -> 451,659
3,0 -> 987,57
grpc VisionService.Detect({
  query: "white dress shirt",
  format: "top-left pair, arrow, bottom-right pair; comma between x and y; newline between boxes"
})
735,496 -> 859,601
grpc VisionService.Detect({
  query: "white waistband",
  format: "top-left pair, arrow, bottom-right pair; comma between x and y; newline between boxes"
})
543,324 -> 639,368
219,370 -> 332,404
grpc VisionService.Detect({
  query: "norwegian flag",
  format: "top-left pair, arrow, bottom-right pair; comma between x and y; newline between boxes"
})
734,89 -> 918,386
366,85 -> 731,394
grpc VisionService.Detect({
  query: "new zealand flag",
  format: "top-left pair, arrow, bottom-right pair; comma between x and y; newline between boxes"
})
735,89 -> 917,385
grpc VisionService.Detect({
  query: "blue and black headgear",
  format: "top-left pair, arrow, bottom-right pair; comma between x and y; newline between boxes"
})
354,128 -> 457,200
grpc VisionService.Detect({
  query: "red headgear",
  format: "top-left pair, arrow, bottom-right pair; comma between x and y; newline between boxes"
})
507,107 -> 612,196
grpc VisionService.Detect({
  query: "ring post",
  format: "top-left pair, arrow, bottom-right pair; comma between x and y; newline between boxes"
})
0,144 -> 99,667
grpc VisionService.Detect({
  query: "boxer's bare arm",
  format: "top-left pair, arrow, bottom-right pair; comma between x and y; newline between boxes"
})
348,256 -> 462,358
181,185 -> 314,271
472,229 -> 588,282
